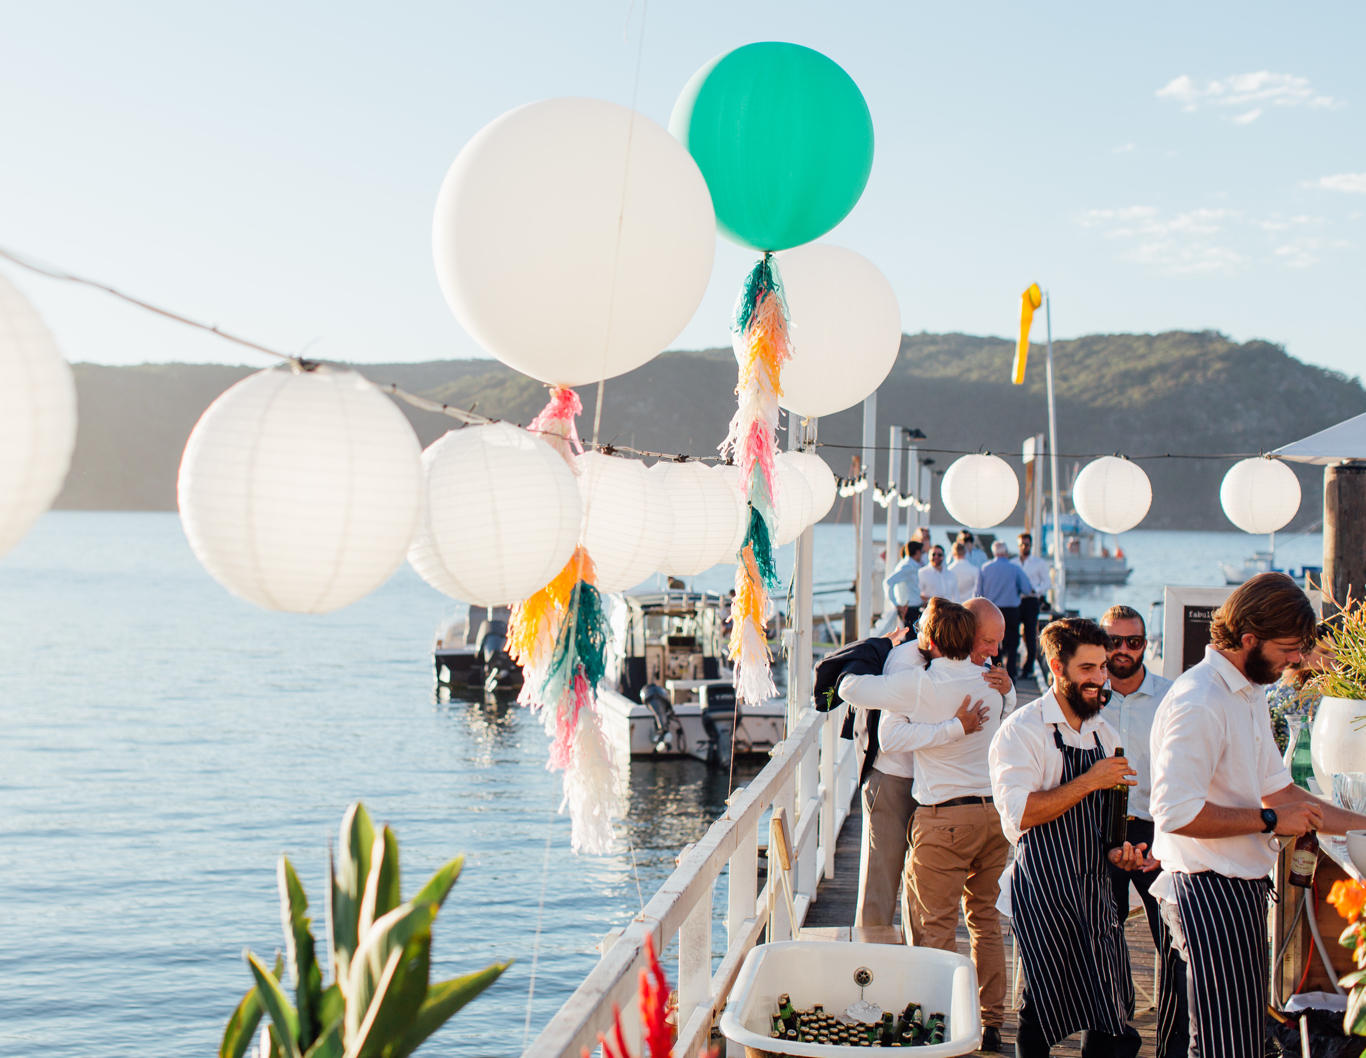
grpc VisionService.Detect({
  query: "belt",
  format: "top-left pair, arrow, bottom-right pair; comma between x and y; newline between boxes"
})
930,795 -> 994,809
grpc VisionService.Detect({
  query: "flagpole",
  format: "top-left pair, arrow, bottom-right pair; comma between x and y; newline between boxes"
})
1044,291 -> 1066,615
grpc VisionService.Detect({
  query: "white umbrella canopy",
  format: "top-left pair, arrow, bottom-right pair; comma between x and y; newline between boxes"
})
1272,411 -> 1366,465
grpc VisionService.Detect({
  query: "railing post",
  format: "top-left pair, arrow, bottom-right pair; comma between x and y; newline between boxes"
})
678,884 -> 713,1037
727,819 -> 758,948
797,729 -> 820,900
821,706 -> 838,879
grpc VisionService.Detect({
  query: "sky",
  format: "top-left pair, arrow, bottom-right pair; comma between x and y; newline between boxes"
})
2,1 -> 1364,378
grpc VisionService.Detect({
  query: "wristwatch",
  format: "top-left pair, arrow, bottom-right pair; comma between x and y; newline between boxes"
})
1261,808 -> 1278,834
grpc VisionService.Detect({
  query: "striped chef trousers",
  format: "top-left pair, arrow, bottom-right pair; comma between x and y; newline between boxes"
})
1171,870 -> 1271,1058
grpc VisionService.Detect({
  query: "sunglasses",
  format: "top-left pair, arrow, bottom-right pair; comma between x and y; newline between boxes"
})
1107,635 -> 1147,651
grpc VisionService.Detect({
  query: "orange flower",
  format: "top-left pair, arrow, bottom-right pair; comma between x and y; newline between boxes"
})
1329,879 -> 1366,922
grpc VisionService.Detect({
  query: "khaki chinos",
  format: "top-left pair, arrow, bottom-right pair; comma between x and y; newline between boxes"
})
855,769 -> 918,927
906,800 -> 1010,1028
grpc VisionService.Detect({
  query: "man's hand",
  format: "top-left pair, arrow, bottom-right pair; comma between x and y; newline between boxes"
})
954,695 -> 990,735
983,665 -> 1012,696
1107,841 -> 1159,872
885,625 -> 910,646
1084,755 -> 1136,792
1273,799 -> 1324,837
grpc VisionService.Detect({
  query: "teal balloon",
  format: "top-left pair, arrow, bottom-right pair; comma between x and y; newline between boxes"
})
670,42 -> 874,252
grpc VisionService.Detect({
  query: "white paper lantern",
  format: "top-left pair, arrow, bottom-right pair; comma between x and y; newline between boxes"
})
0,274 -> 77,558
712,463 -> 751,558
577,451 -> 674,592
433,98 -> 716,387
940,454 -> 1019,529
1221,457 -> 1301,534
787,450 -> 837,524
772,453 -> 815,546
650,461 -> 747,576
747,244 -> 900,419
409,423 -> 582,606
178,365 -> 423,613
1072,456 -> 1152,535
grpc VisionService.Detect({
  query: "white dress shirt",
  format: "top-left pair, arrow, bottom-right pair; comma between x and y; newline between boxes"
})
884,556 -> 920,608
948,557 -> 979,601
880,656 -> 1003,804
989,689 -> 1122,846
1149,645 -> 1293,880
1098,668 -> 1173,822
918,563 -> 958,603
1012,554 -> 1052,596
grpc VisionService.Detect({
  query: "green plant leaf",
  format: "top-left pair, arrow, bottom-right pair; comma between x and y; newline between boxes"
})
346,901 -> 437,1040
359,827 -> 402,941
1348,984 -> 1366,1037
344,947 -> 411,1058
333,804 -> 376,992
247,949 -> 303,1058
263,1024 -> 289,1058
1343,970 -> 1366,988
389,962 -> 512,1058
412,856 -> 464,914
220,954 -> 284,1058
279,857 -> 325,1048
356,932 -> 431,1053
318,984 -> 343,1033
303,1019 -> 344,1058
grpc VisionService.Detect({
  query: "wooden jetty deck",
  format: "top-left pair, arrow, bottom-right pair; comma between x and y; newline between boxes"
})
801,765 -> 1163,1056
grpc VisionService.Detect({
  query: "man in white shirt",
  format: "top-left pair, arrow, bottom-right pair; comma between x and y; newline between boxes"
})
917,544 -> 957,605
990,619 -> 1154,1058
880,599 -> 1010,1051
947,541 -> 980,601
884,540 -> 925,627
1012,532 -> 1052,680
1098,605 -> 1183,1058
1149,574 -> 1366,1058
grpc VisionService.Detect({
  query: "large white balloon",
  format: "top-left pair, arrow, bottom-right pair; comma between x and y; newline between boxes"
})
940,454 -> 1019,529
0,274 -> 77,558
434,98 -> 716,387
651,461 -> 747,576
1221,458 -> 1301,534
1072,457 -> 1152,535
787,450 -> 838,523
178,366 -> 423,613
747,244 -> 901,419
409,423 -> 582,606
772,453 -> 815,545
577,452 -> 674,592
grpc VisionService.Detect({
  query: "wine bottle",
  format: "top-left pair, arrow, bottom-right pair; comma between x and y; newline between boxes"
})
1289,830 -> 1319,887
1100,746 -> 1130,849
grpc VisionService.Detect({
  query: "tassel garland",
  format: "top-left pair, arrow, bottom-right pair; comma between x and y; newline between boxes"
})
721,253 -> 792,706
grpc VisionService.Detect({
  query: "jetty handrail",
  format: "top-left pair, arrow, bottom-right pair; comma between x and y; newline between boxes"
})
525,701 -> 859,1058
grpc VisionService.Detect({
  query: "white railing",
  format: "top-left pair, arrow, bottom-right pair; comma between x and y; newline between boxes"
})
526,701 -> 860,1058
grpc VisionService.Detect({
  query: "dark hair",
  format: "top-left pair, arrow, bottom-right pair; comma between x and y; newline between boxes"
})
1100,604 -> 1144,635
1209,573 -> 1317,652
920,598 -> 976,660
1017,532 -> 1032,543
901,540 -> 923,559
957,530 -> 975,543
1040,618 -> 1110,667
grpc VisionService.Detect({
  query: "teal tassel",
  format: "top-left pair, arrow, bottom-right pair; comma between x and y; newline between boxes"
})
744,506 -> 780,590
731,252 -> 787,336
540,580 -> 609,702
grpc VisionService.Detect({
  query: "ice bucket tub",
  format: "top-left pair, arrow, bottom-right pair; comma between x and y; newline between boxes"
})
718,941 -> 982,1057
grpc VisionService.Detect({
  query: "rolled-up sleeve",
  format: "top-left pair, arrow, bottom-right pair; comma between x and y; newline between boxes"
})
989,718 -> 1043,845
1149,695 -> 1222,835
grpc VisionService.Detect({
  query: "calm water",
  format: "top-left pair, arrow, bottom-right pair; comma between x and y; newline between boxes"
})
0,513 -> 1323,1057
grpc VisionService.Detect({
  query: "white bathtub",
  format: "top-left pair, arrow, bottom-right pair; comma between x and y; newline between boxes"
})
719,941 -> 982,1056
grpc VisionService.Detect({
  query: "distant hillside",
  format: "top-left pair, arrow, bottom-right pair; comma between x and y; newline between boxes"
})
58,332 -> 1366,530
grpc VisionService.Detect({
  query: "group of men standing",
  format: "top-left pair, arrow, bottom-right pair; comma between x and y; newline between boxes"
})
832,571 -> 1362,1058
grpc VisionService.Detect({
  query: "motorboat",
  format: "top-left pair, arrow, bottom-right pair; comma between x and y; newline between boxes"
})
1219,552 -> 1321,587
432,606 -> 523,693
1041,513 -> 1132,586
595,590 -> 787,767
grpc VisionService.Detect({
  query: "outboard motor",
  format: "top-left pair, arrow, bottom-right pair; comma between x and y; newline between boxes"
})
474,618 -> 522,691
639,683 -> 677,752
699,684 -> 738,769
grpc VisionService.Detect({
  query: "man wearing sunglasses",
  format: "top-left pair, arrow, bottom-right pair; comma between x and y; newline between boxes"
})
1098,606 -> 1183,1058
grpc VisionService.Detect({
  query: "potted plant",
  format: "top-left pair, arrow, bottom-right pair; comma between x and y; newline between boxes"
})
220,803 -> 509,1058
1308,594 -> 1366,795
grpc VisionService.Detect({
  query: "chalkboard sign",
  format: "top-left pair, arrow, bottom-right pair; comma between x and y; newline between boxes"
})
1162,584 -> 1322,680
1181,605 -> 1219,672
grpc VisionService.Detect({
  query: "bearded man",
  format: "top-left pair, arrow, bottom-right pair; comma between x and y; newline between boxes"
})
1149,574 -> 1366,1058
989,619 -> 1153,1058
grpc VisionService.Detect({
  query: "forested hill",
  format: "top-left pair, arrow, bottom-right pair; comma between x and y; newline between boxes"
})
57,331 -> 1365,531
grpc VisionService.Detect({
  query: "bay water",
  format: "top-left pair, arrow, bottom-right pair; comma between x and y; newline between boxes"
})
0,513 -> 1322,1056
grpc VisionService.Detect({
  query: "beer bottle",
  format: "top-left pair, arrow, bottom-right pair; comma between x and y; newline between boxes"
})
776,993 -> 798,1032
1100,746 -> 1130,849
770,1015 -> 783,1039
880,1011 -> 897,1045
1289,830 -> 1319,888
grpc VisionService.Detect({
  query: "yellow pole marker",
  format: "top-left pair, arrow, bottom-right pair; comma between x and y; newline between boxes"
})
1013,283 -> 1043,384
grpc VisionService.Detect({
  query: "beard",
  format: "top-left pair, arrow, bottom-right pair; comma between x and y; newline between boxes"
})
1057,672 -> 1110,719
1106,652 -> 1142,680
1244,642 -> 1286,685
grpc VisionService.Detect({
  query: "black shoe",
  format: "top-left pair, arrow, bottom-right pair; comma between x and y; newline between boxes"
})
981,1026 -> 1003,1053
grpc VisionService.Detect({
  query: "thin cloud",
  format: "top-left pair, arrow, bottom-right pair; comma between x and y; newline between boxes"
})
1156,72 -> 1341,120
1112,143 -> 1136,154
1079,206 -> 1335,273
1311,173 -> 1366,193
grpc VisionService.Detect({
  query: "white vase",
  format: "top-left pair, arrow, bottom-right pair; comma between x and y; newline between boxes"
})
1310,695 -> 1366,797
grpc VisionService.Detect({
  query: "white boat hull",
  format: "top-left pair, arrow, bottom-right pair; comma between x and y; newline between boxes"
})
597,686 -> 787,766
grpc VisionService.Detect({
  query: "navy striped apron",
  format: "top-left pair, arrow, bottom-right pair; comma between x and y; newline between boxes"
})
1171,870 -> 1271,1058
1012,726 -> 1134,1046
